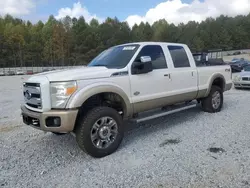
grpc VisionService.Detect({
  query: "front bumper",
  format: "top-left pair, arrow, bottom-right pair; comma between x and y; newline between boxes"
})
21,105 -> 78,133
233,81 -> 250,88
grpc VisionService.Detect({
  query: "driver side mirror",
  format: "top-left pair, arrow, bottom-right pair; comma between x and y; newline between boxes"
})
131,56 -> 153,75
140,56 -> 152,63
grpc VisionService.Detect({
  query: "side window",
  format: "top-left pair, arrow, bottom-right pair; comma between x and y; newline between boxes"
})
136,45 -> 167,69
168,46 -> 190,68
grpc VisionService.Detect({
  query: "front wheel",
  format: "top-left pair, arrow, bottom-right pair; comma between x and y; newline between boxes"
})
201,85 -> 223,113
75,106 -> 124,158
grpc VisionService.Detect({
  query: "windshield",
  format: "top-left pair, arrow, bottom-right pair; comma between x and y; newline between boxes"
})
88,44 -> 140,69
243,65 -> 250,71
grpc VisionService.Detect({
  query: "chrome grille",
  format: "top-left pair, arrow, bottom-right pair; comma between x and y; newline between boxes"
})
23,83 -> 42,109
242,77 -> 250,81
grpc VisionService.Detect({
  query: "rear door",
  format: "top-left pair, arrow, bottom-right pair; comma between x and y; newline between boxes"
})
166,45 -> 198,99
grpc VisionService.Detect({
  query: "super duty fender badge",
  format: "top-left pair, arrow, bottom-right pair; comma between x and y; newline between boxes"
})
134,91 -> 140,96
111,71 -> 128,77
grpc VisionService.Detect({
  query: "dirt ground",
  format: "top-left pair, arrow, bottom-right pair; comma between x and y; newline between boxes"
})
1,75 -> 250,188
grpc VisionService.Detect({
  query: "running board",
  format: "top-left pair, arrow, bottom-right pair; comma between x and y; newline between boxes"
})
132,102 -> 197,123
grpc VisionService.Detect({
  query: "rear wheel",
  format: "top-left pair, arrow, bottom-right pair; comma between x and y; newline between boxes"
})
75,106 -> 124,158
201,85 -> 223,113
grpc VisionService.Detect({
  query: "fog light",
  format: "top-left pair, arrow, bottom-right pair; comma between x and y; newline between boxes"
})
46,117 -> 61,127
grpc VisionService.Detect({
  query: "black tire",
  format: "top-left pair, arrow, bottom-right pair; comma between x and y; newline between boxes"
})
52,132 -> 67,135
201,85 -> 223,113
75,106 -> 124,158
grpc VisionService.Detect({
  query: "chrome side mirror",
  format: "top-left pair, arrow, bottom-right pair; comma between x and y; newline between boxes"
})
140,56 -> 152,63
131,56 -> 153,75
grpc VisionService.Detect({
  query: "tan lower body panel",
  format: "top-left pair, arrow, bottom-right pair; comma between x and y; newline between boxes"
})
225,83 -> 232,91
196,89 -> 208,98
197,83 -> 232,100
133,91 -> 198,114
21,105 -> 78,133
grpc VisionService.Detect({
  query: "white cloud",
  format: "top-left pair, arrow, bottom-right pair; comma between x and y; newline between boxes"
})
55,2 -> 103,23
126,0 -> 250,27
0,0 -> 34,16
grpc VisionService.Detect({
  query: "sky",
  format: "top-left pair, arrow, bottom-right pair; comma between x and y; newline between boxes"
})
0,0 -> 250,27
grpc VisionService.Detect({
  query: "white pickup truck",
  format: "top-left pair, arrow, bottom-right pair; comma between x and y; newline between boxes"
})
21,42 -> 232,158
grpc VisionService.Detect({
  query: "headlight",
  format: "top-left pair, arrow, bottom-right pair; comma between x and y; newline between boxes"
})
50,81 -> 77,108
233,75 -> 241,81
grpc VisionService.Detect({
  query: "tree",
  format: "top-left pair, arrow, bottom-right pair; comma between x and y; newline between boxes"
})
0,13 -> 250,68
152,19 -> 169,41
42,15 -> 57,66
4,23 -> 25,67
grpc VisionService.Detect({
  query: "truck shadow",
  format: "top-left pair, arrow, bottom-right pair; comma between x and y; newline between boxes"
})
28,103 -> 231,159
34,107 -> 203,159
122,106 -> 203,148
235,88 -> 250,91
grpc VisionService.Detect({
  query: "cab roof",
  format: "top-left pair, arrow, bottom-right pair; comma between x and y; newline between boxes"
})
116,41 -> 186,47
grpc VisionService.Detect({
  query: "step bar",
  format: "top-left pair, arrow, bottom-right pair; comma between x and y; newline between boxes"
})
132,103 -> 197,123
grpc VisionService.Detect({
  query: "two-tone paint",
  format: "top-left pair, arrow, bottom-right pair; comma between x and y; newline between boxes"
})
21,42 -> 232,132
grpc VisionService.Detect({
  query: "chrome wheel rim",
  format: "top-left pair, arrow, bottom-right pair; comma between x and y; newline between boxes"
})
90,117 -> 118,149
212,91 -> 221,109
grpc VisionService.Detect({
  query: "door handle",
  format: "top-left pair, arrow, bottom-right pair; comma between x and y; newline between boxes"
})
164,74 -> 171,79
191,71 -> 196,77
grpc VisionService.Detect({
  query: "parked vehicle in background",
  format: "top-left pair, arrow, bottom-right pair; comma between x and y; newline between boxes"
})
42,68 -> 50,72
6,70 -> 15,76
0,72 -> 5,76
16,70 -> 24,75
231,58 -> 240,63
193,51 -> 226,67
228,58 -> 250,73
193,49 -> 227,67
26,70 -> 33,75
233,65 -> 250,89
233,51 -> 242,55
21,42 -> 232,158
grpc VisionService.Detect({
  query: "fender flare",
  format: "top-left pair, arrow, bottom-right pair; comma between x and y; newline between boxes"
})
66,83 -> 133,117
205,73 -> 226,96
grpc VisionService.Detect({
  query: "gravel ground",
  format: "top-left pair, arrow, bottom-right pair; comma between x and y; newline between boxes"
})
1,75 -> 250,188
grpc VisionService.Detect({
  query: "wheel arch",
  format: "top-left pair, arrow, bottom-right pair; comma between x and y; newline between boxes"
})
205,73 -> 226,97
67,83 -> 133,118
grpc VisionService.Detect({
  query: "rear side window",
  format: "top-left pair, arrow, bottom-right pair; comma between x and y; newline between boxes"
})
168,46 -> 190,68
136,45 -> 167,69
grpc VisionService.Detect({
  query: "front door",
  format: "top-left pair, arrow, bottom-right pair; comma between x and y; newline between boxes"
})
129,45 -> 171,113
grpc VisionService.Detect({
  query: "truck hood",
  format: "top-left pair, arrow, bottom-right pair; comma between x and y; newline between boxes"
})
32,66 -> 116,82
